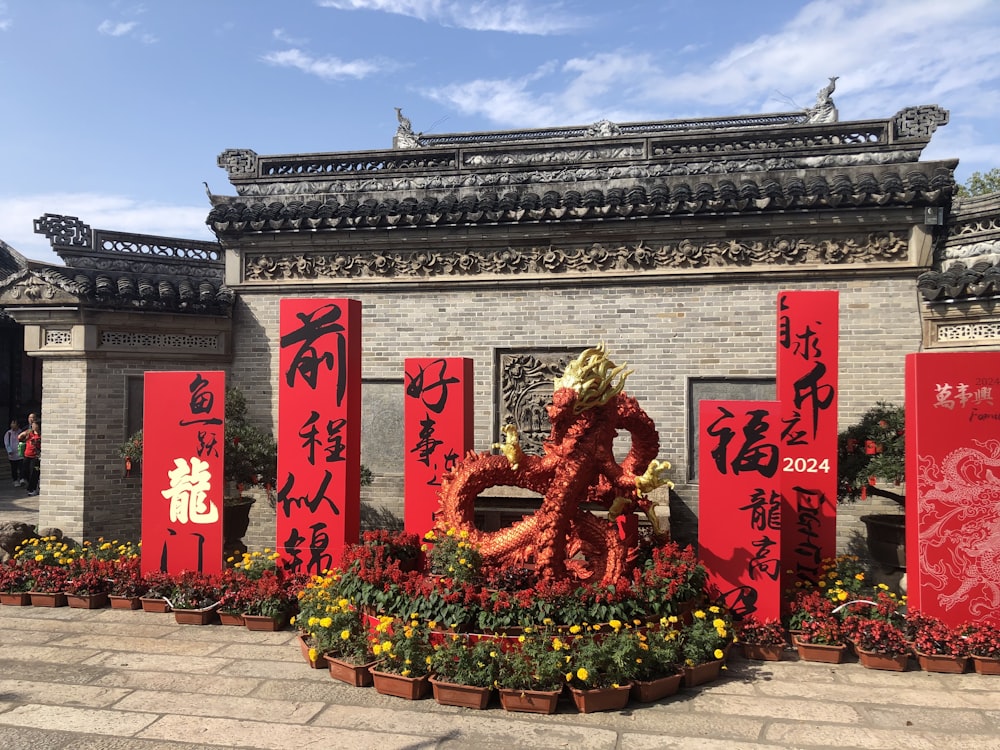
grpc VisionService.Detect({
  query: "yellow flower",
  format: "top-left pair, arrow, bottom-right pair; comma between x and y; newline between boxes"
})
401,669 -> 411,677
712,618 -> 726,629
308,647 -> 318,661
837,590 -> 848,601
565,672 -> 573,682
694,610 -> 706,619
609,619 -> 622,630
713,649 -> 724,660
576,667 -> 589,681
372,643 -> 382,656
340,630 -> 351,640
552,637 -> 564,651
319,617 -> 333,629
569,624 -> 582,634
459,529 -> 469,539
708,606 -> 720,614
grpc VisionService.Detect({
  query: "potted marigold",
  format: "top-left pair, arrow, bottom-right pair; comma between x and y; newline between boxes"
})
563,620 -> 640,712
736,616 -> 787,661
681,606 -> 733,686
630,619 -> 684,702
429,634 -> 500,709
495,626 -> 567,714
310,598 -> 377,685
369,615 -> 435,699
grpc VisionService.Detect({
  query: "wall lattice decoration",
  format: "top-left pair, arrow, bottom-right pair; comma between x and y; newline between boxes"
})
100,332 -> 220,350
937,322 -> 1000,343
43,329 -> 72,346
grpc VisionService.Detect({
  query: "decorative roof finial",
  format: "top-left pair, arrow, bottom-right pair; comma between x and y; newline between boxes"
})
805,76 -> 839,124
393,107 -> 421,149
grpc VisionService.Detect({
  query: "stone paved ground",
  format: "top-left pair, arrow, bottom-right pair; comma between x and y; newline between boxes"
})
2,604 -> 1000,750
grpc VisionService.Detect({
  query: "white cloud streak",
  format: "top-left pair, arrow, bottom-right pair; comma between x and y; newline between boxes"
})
97,20 -> 138,37
261,48 -> 387,80
315,0 -> 583,35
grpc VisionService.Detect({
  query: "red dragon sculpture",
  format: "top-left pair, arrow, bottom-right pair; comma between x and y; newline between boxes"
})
436,344 -> 672,585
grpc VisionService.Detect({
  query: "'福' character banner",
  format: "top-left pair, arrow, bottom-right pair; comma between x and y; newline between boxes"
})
906,351 -> 1000,627
277,298 -> 362,576
698,400 -> 783,621
404,358 -> 474,538
141,371 -> 225,575
777,291 -> 838,592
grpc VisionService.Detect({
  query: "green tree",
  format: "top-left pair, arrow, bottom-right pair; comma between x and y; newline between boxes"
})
955,167 -> 1000,197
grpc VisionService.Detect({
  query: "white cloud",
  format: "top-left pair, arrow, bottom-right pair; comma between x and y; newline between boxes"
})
273,27 -> 307,45
422,0 -> 1000,142
316,0 -> 583,35
261,48 -> 386,80
97,20 -> 138,37
0,193 -> 214,266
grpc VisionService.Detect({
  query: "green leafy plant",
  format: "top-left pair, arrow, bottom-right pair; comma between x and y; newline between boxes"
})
370,615 -> 434,678
633,620 -> 684,680
423,526 -> 482,584
563,621 -> 642,689
681,606 -> 733,665
838,402 -> 905,504
430,634 -> 501,688
495,627 -> 567,691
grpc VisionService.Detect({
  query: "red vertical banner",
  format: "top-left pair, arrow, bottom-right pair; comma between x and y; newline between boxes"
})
141,371 -> 225,575
277,299 -> 362,575
777,291 -> 838,592
403,358 -> 474,538
699,400 -> 783,621
906,351 -> 1000,627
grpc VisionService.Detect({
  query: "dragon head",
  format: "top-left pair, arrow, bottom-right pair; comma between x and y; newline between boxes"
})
554,343 -> 632,413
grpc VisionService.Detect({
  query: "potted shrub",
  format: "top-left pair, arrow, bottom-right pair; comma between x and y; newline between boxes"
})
240,570 -> 296,631
310,599 -> 378,685
140,570 -> 175,613
0,558 -> 31,605
852,619 -> 910,671
63,556 -> 114,609
736,616 -> 787,661
429,634 -> 500,709
795,616 -> 847,663
168,571 -> 222,624
912,614 -> 969,673
965,619 -> 1000,675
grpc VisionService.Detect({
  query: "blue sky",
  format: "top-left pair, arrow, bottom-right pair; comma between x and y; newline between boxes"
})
1,0 -> 998,266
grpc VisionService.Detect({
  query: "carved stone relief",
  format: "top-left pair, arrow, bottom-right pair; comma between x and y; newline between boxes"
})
242,232 -> 910,283
893,105 -> 949,139
497,350 -> 576,455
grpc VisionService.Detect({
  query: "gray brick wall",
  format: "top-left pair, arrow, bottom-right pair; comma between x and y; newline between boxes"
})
232,275 -> 918,553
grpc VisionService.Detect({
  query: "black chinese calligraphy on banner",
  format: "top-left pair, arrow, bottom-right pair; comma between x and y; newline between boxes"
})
277,299 -> 362,575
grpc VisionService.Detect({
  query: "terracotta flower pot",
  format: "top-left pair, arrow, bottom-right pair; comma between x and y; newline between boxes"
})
795,641 -> 847,664
173,608 -> 217,625
916,652 -> 968,674
857,649 -> 909,671
109,595 -> 142,610
370,669 -> 430,699
139,596 -> 171,613
971,655 -> 1000,675
682,658 -> 724,686
741,643 -> 785,661
498,687 -> 562,714
326,656 -> 377,687
243,613 -> 286,631
29,591 -> 67,608
218,611 -> 245,626
297,635 -> 325,669
429,677 -> 492,709
569,683 -> 631,713
66,593 -> 109,609
630,673 -> 683,703
0,592 -> 31,606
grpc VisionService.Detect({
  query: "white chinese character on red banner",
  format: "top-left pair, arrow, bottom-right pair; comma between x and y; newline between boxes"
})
161,457 -> 218,524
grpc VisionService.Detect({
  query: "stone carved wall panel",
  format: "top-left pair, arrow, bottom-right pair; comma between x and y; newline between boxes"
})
497,350 -> 576,455
243,232 -> 909,283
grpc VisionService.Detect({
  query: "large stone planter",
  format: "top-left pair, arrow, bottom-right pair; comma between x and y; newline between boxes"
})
860,514 -> 906,570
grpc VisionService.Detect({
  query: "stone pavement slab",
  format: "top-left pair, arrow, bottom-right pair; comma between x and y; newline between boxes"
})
3,605 -> 1000,749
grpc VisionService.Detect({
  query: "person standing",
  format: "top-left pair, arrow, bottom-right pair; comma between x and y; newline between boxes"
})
18,420 -> 41,496
4,420 -> 23,486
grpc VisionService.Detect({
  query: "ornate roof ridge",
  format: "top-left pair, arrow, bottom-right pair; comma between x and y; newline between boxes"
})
208,165 -> 956,235
919,259 -> 1000,302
